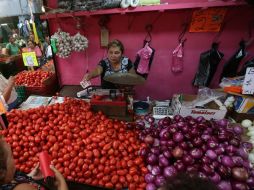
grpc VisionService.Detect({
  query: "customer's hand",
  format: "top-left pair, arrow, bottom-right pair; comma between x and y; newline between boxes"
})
27,163 -> 43,180
50,165 -> 69,190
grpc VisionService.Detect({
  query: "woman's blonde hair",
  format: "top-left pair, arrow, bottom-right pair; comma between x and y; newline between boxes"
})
107,39 -> 124,53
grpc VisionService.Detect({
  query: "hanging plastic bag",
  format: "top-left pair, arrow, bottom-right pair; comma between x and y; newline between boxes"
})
134,42 -> 155,79
171,40 -> 185,73
193,43 -> 224,87
220,40 -> 246,80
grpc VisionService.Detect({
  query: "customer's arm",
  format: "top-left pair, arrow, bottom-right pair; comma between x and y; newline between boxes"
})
2,76 -> 15,102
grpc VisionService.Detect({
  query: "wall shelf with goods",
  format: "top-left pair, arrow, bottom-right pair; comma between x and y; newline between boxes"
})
40,0 -> 247,20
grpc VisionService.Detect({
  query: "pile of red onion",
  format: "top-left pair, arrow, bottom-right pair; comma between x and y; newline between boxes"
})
137,115 -> 254,190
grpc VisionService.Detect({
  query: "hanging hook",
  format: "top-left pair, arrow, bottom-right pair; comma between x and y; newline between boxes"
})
144,24 -> 152,43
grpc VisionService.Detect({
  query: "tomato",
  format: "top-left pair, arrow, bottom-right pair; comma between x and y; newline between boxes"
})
111,175 -> 119,184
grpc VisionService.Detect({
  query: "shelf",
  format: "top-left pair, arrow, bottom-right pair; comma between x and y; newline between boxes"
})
40,1 -> 247,20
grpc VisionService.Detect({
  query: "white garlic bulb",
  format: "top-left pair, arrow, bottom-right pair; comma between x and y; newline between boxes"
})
51,29 -> 72,58
72,32 -> 89,52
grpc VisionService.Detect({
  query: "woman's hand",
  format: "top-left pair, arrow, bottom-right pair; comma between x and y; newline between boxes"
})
82,73 -> 91,81
50,165 -> 69,190
27,163 -> 43,180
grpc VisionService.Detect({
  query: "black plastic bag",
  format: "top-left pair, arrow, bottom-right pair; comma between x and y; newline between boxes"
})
193,43 -> 224,87
220,40 -> 246,80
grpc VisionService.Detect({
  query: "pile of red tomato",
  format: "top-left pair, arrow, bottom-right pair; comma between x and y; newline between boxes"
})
15,70 -> 53,87
1,98 -> 147,190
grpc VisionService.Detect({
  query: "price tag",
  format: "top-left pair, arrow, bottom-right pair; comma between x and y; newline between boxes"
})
189,7 -> 227,33
22,52 -> 39,67
243,67 -> 254,95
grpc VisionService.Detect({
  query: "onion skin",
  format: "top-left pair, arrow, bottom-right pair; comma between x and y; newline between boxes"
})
232,167 -> 249,182
172,147 -> 183,159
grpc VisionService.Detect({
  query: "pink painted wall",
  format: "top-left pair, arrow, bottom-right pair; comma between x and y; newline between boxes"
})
48,6 -> 254,100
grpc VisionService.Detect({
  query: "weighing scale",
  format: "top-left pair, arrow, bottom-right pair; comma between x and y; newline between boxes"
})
77,73 -> 145,121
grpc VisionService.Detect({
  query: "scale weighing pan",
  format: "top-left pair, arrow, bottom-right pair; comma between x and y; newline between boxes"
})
104,73 -> 145,85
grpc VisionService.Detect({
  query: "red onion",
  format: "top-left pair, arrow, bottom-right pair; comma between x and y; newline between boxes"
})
201,134 -> 211,141
217,119 -> 229,127
190,148 -> 203,159
202,156 -> 211,164
209,172 -> 221,184
202,164 -> 214,175
151,166 -> 161,175
173,132 -> 184,142
172,147 -> 183,158
232,156 -> 244,167
221,156 -> 234,167
174,161 -> 185,172
163,150 -> 172,159
145,173 -> 156,183
159,155 -> 169,167
167,140 -> 175,147
173,115 -> 183,122
196,116 -> 205,123
139,148 -> 148,156
155,175 -> 166,187
215,147 -> 225,155
179,141 -> 188,150
246,177 -> 254,187
207,140 -> 218,149
182,155 -> 194,165
144,135 -> 154,145
237,148 -> 248,160
153,138 -> 160,147
231,182 -> 248,190
241,142 -> 253,152
230,138 -> 240,147
226,145 -> 237,154
211,161 -> 219,169
146,183 -> 157,190
232,167 -> 249,182
217,165 -> 231,177
217,180 -> 232,190
159,129 -> 169,140
233,125 -> 244,135
150,147 -> 160,155
147,153 -> 157,165
193,137 -> 203,147
163,166 -> 177,178
145,115 -> 155,124
206,150 -> 217,160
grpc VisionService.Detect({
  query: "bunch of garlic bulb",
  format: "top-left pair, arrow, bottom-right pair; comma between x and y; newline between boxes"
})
51,30 -> 72,58
72,32 -> 88,52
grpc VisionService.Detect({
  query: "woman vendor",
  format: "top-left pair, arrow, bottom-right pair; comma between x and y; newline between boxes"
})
0,74 -> 19,110
82,39 -> 135,89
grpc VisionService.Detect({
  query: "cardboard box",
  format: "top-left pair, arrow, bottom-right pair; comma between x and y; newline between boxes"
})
172,94 -> 227,120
